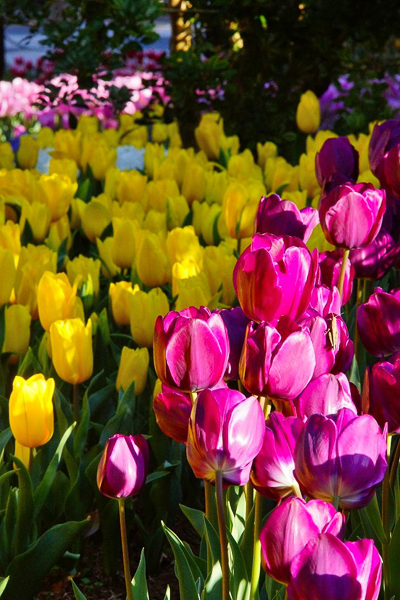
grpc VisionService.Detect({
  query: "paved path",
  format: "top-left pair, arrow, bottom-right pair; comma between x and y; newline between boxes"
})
4,17 -> 171,70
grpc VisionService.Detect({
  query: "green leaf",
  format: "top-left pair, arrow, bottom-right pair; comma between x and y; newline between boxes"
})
34,423 -> 75,517
131,548 -> 149,600
180,504 -> 206,538
388,516 -> 400,598
4,519 -> 90,600
12,456 -> 35,557
16,347 -> 42,379
162,522 -> 200,600
71,580 -> 87,600
0,577 -> 9,596
163,586 -> 171,600
0,429 -> 12,463
359,494 -> 386,546
226,529 -> 251,600
74,390 -> 90,460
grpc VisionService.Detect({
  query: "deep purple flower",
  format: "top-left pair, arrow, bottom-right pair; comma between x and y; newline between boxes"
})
357,287 -> 400,357
233,233 -> 318,324
369,119 -> 400,198
255,194 -> 319,242
294,408 -> 388,509
315,137 -> 359,188
319,182 -> 386,249
319,250 -> 355,305
153,306 -> 229,392
186,387 -> 264,486
368,354 -> 400,434
349,228 -> 398,280
217,306 -> 250,380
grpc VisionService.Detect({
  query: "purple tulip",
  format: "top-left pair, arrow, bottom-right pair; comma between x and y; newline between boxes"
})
260,497 -> 345,585
239,319 -> 316,400
294,408 -> 388,509
153,306 -> 229,392
153,384 -> 193,444
217,306 -> 250,380
329,314 -> 354,375
288,534 -> 382,600
315,137 -> 359,188
255,194 -> 319,242
319,250 -> 355,305
97,434 -> 149,499
349,228 -> 398,280
319,182 -> 386,249
186,387 -> 265,486
369,119 -> 400,198
233,233 -> 318,324
251,412 -> 304,500
307,284 -> 342,318
300,314 -> 341,379
357,287 -> 400,357
368,354 -> 400,434
295,373 -> 358,419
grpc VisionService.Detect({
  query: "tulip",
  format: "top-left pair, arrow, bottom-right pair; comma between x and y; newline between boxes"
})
233,233 -> 318,324
315,137 -> 359,187
136,231 -> 170,287
251,412 -> 304,500
260,497 -> 345,585
17,135 -> 39,170
15,245 -> 58,319
319,250 -> 355,305
54,129 -> 82,165
369,119 -> 400,198
255,194 -> 319,242
117,170 -> 147,206
146,179 -> 179,212
298,152 -> 321,199
307,284 -> 342,318
239,319 -> 316,400
265,156 -> 299,194
357,287 -> 400,357
218,307 -> 250,380
0,220 -> 21,258
143,210 -> 167,237
9,374 -> 54,448
116,346 -> 149,395
203,246 -> 237,306
96,237 -> 121,279
81,199 -> 112,243
97,433 -> 149,499
36,173 -> 78,222
195,113 -> 223,160
295,373 -> 358,419
222,180 -> 266,239
46,215 -> 73,254
368,355 -> 400,433
109,281 -> 138,327
186,387 -> 264,485
174,272 -> 213,312
288,534 -> 382,600
38,271 -> 83,332
296,90 -> 320,134
0,246 -> 16,306
166,226 -> 204,267
349,228 -> 398,280
49,157 -> 78,183
2,304 -> 32,362
257,140 -> 278,170
319,182 -> 386,249
20,199 -> 52,243
129,287 -> 170,348
181,160 -> 207,205
300,313 -> 341,379
50,318 -> 93,385
228,149 -> 264,182
111,217 -> 140,270
294,408 -> 388,509
153,384 -> 193,444
154,306 -> 229,392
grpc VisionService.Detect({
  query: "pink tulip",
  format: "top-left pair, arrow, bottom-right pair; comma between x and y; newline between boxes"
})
294,408 -> 388,509
295,373 -> 358,419
319,182 -> 386,249
251,412 -> 304,500
260,497 -> 345,585
369,119 -> 400,198
307,284 -> 342,318
153,385 -> 193,444
368,354 -> 400,434
153,306 -> 229,392
255,194 -> 319,242
233,233 -> 318,324
288,534 -> 382,600
186,387 -> 264,486
319,250 -> 355,305
357,287 -> 400,357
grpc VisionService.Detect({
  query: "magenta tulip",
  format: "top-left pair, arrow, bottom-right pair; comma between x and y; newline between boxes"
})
369,119 -> 400,198
251,412 -> 304,500
239,319 -> 316,400
329,314 -> 354,375
153,306 -> 229,392
255,194 -> 319,242
153,384 -> 193,444
307,284 -> 342,318
357,287 -> 400,357
294,408 -> 388,509
233,233 -> 318,324
97,434 -> 149,499
217,306 -> 250,380
288,534 -> 382,600
319,250 -> 355,305
186,387 -> 264,486
349,229 -> 398,280
300,314 -> 341,379
368,354 -> 400,434
319,182 -> 386,249
315,136 -> 359,188
295,373 -> 358,419
260,497 -> 345,585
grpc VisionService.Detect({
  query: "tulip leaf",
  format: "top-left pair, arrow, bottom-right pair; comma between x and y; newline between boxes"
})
130,548 -> 150,600
162,521 -> 201,600
0,577 -> 9,596
71,580 -> 87,600
163,586 -> 171,600
74,392 -> 90,460
16,347 -> 42,379
203,560 -> 222,600
4,519 -> 90,600
0,488 -> 18,571
226,529 -> 251,600
359,494 -> 386,546
388,516 -> 400,598
180,504 -> 206,538
239,503 -> 255,579
264,575 -> 286,600
33,423 -> 76,517
0,429 -> 12,463
12,455 -> 35,558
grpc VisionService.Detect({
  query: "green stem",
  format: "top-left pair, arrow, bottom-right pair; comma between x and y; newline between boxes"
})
245,481 -> 254,520
215,470 -> 229,600
118,498 -> 133,600
72,383 -> 79,428
389,435 -> 400,489
204,480 -> 213,573
337,248 -> 350,300
354,278 -> 363,363
250,490 -> 263,600
382,436 -> 392,600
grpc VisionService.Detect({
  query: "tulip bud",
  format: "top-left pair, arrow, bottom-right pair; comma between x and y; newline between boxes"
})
111,217 -> 139,270
0,246 -> 16,306
129,287 -> 170,348
2,304 -> 31,362
9,374 -> 55,448
296,90 -> 321,134
109,281 -> 139,327
17,135 -> 39,170
38,271 -> 83,332
97,434 -> 149,499
50,318 -> 93,384
36,173 -> 78,222
136,232 -> 170,287
116,346 -> 149,395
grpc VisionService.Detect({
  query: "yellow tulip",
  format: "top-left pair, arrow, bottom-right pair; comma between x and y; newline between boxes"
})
53,130 -> 82,166
15,245 -> 57,318
181,160 -> 207,205
143,210 -> 167,236
20,199 -> 52,243
152,123 -> 168,144
50,318 -> 93,384
77,115 -> 99,135
172,258 -> 202,298
298,152 -> 321,199
36,173 -> 77,222
111,217 -> 140,270
203,245 -> 237,306
96,237 -> 121,279
66,255 -> 101,302
257,141 -> 278,170
144,143 -> 166,179
9,374 -> 54,448
166,195 -> 190,230
116,170 -> 148,206
109,281 -> 139,326
129,287 -> 170,347
112,200 -> 145,225
264,156 -> 298,193
228,149 -> 264,182
116,346 -> 149,394
2,304 -> 31,362
166,226 -> 204,267
0,142 -> 15,170
136,231 -> 170,287
49,157 -> 78,183
205,170 -> 230,206
37,271 -> 83,332
14,440 -> 31,469
146,179 -> 180,213
0,220 -> 21,257
195,114 -> 223,160
296,90 -> 320,134
175,272 -> 212,312
0,246 -> 16,306
222,180 -> 265,239
281,189 -> 308,210
17,136 -> 39,170
45,214 -> 72,254
81,200 -> 112,243
306,130 -> 337,154
37,127 -> 55,149
192,201 -> 222,246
